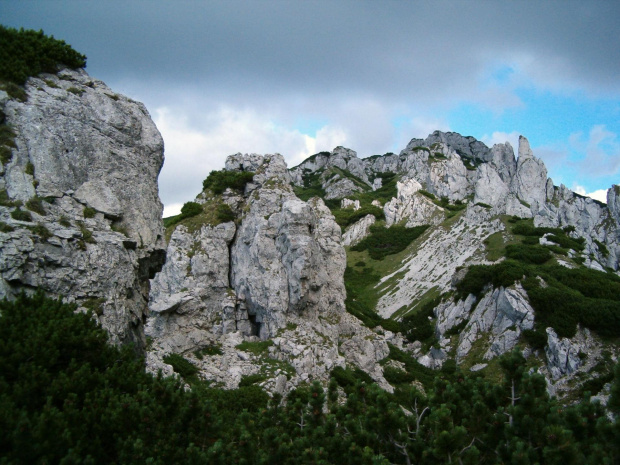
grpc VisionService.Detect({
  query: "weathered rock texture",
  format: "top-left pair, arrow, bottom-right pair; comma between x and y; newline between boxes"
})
282,130 -> 620,399
147,153 -> 399,394
231,158 -> 347,339
0,69 -> 166,346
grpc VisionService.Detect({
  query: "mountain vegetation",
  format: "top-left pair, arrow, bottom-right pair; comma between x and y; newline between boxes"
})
0,25 -> 86,101
2,293 -> 620,464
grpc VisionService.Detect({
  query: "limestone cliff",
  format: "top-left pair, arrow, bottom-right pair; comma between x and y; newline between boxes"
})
147,153 -> 397,393
0,68 -> 166,346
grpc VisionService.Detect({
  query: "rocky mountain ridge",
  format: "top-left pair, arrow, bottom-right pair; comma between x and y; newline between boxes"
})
2,64 -> 619,403
150,129 -> 619,401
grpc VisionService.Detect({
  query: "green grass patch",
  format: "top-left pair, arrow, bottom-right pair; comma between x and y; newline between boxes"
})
77,221 -> 95,243
0,221 -> 15,233
28,223 -> 52,241
236,339 -> 273,355
165,198 -> 235,242
343,265 -> 399,332
10,207 -> 32,222
83,206 -> 96,218
25,197 -> 46,215
483,231 -> 508,261
194,344 -> 223,359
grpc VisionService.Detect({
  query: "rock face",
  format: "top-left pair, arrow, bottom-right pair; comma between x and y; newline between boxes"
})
342,214 -> 375,246
147,129 -> 620,400
0,68 -> 166,346
384,178 -> 445,227
231,160 -> 347,338
376,205 -> 503,318
545,328 -> 582,380
512,136 -> 549,210
147,221 -> 237,355
455,285 -> 535,361
146,153 -> 399,394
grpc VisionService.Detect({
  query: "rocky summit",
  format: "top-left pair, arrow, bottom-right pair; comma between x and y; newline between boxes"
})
148,129 -> 620,401
2,64 -> 620,404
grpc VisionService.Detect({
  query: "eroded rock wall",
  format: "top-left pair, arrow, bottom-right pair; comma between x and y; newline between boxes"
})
0,68 -> 166,346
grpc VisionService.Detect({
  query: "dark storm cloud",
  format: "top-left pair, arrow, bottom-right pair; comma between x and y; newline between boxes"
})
3,0 -> 620,212
3,0 -> 620,103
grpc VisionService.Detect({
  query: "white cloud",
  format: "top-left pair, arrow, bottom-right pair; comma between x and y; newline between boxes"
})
568,125 -> 620,177
163,202 -> 183,218
155,106 -> 362,209
481,131 -> 520,152
574,185 -> 608,204
586,189 -> 608,204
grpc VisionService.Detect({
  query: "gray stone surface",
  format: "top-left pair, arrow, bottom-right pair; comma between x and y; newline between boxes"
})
545,328 -> 582,380
456,285 -> 535,361
0,68 -> 166,346
342,214 -> 375,246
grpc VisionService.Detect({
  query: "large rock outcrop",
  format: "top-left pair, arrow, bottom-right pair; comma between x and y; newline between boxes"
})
146,154 -> 397,394
231,156 -> 347,338
0,69 -> 166,346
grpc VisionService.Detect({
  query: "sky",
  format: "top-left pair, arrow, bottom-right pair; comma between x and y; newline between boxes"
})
2,0 -> 619,216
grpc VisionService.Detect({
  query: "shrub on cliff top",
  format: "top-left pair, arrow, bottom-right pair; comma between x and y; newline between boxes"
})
202,169 -> 254,195
0,25 -> 86,85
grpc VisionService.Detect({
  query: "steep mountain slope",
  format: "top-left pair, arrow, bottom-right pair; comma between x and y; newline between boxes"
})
154,131 -> 620,401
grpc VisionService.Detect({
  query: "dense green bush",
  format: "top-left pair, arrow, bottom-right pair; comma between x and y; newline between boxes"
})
1,294 -> 619,463
215,203 -> 235,222
330,366 -> 373,391
180,201 -> 202,217
400,297 -> 440,345
332,204 -> 384,228
351,224 -> 429,260
505,243 -> 552,264
162,353 -> 199,379
383,344 -> 436,388
163,201 -> 203,228
0,25 -> 86,86
456,260 -> 529,299
202,169 -> 254,194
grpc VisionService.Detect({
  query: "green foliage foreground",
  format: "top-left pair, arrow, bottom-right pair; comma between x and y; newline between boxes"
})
0,25 -> 87,86
1,294 -> 620,464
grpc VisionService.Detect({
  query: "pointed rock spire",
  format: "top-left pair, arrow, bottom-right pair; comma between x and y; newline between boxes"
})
518,135 -> 534,160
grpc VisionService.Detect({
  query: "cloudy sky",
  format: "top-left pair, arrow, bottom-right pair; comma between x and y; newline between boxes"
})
2,0 -> 620,215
